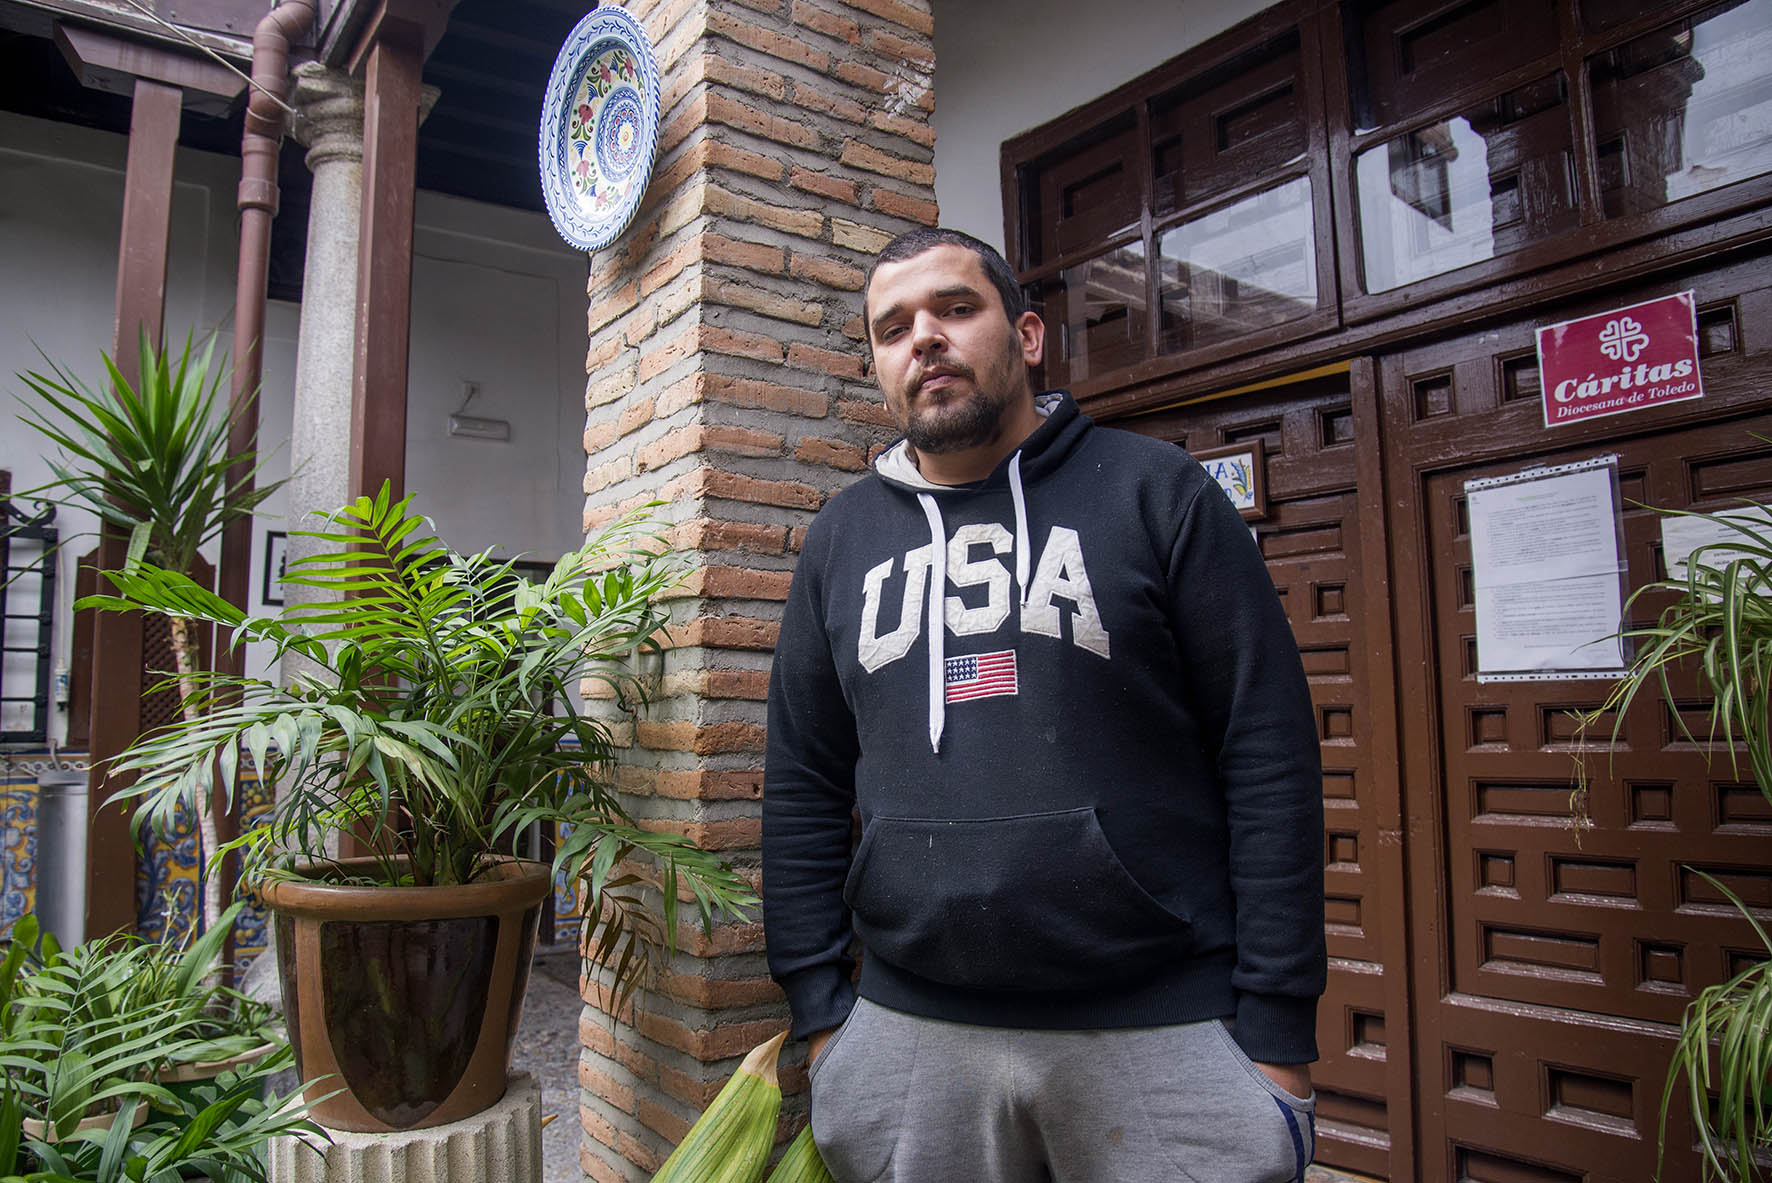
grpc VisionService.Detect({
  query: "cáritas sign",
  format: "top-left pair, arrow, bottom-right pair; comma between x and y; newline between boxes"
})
1536,291 -> 1704,428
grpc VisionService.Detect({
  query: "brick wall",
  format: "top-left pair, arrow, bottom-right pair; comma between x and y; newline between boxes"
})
574,1 -> 935,1178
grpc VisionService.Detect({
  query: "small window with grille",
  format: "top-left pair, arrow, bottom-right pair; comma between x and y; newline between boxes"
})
1,471 -> 57,745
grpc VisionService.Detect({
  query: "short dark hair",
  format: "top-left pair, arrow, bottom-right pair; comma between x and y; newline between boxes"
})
863,227 -> 1029,330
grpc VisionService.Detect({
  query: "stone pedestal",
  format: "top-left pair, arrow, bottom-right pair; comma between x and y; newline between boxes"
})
268,1073 -> 541,1183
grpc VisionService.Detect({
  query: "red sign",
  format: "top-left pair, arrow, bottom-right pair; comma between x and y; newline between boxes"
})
1536,291 -> 1704,428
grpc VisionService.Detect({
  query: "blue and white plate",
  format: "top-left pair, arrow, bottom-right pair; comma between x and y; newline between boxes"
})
539,6 -> 661,252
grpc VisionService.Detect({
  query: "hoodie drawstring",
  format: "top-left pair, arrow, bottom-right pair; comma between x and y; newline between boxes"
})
917,493 -> 947,753
1009,452 -> 1030,608
917,449 -> 1033,755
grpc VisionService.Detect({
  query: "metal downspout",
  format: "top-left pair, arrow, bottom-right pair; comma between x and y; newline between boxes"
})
222,0 -> 314,622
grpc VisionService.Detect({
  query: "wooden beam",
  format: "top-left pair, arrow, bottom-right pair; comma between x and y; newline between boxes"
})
348,22 -> 423,502
87,76 -> 182,941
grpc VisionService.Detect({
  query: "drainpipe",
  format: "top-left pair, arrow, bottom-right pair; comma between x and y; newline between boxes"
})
211,0 -> 314,945
222,0 -> 314,622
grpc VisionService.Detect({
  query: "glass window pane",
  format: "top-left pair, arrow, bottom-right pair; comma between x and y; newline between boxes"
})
1591,0 -> 1772,217
1355,76 -> 1577,292
1039,243 -> 1149,386
1157,176 -> 1317,352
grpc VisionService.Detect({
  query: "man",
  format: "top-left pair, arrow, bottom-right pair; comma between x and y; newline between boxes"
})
762,227 -> 1325,1182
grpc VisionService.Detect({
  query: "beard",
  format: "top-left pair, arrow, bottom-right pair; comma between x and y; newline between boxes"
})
901,368 -> 1016,455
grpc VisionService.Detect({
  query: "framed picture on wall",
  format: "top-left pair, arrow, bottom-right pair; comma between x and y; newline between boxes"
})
262,530 -> 288,606
1193,441 -> 1268,520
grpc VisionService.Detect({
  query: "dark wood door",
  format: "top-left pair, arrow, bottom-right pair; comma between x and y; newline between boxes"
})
1380,252 -> 1772,1182
1120,367 -> 1414,1180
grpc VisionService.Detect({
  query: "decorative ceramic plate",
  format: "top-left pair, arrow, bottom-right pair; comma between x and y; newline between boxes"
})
539,6 -> 661,252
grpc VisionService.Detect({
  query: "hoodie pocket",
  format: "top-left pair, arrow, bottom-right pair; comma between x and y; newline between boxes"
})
843,807 -> 1193,992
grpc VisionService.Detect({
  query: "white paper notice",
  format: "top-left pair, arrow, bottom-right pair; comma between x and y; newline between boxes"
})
1468,464 -> 1626,680
1661,509 -> 1772,584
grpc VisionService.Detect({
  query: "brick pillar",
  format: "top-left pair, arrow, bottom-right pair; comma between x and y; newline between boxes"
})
574,2 -> 936,1180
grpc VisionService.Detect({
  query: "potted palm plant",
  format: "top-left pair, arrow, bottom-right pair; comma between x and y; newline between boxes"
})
1581,502 -> 1772,1182
78,486 -> 756,1133
0,912 -> 322,1182
14,331 -> 287,936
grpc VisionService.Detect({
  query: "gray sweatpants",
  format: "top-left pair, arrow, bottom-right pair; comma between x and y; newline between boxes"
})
809,999 -> 1315,1183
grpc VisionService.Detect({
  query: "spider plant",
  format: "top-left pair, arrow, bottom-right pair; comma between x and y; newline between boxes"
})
1581,503 -> 1772,1182
13,330 -> 288,935
77,484 -> 755,1004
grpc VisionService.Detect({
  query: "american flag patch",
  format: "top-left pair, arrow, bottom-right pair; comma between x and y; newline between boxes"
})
945,649 -> 1018,703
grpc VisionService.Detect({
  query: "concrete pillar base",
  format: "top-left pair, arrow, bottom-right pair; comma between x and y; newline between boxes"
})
269,1073 -> 541,1183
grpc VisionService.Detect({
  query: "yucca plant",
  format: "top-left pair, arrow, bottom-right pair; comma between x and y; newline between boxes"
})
1582,503 -> 1772,1182
77,483 -> 755,1004
13,330 -> 287,936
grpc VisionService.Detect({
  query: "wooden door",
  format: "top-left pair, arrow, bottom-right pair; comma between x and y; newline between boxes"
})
1120,367 -> 1414,1179
1380,252 -> 1772,1182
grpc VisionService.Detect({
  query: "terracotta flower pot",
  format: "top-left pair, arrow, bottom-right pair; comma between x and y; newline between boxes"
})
260,857 -> 550,1133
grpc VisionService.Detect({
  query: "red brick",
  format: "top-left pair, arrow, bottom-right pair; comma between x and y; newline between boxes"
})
584,455 -> 632,494
708,140 -> 787,182
583,419 -> 620,454
636,720 -> 767,754
587,335 -> 623,372
580,1064 -> 636,1114
641,233 -> 705,296
706,468 -> 822,510
658,968 -> 784,1009
841,139 -> 934,186
642,814 -> 766,850
705,374 -> 829,418
872,185 -> 940,224
789,526 -> 808,552
707,92 -> 822,151
634,1010 -> 783,1062
833,217 -> 892,253
636,1096 -> 693,1147
675,518 -> 788,553
701,324 -> 786,364
657,91 -> 708,158
709,8 -> 832,71
636,425 -> 704,472
842,314 -> 866,341
706,53 -> 787,102
704,233 -> 787,274
838,0 -> 932,35
704,424 -> 785,456
787,342 -> 864,378
789,166 -> 859,206
578,1012 -> 618,1057
668,615 -> 781,650
707,278 -> 823,326
833,60 -> 890,92
580,1104 -> 619,1151
702,565 -> 795,599
678,919 -> 769,958
655,769 -> 765,800
618,396 -> 656,437
866,26 -> 934,69
588,282 -> 638,335
618,1130 -> 665,1176
789,250 -> 866,290
838,398 -> 895,427
637,328 -> 700,383
796,436 -> 868,471
791,81 -> 867,125
869,109 -> 936,149
705,668 -> 772,700
793,0 -> 860,43
580,1144 -> 626,1183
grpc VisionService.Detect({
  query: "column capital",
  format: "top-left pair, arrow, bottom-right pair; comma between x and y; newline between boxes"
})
291,63 -> 365,171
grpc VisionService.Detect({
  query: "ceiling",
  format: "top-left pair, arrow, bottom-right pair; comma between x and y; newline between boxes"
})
0,0 -> 595,211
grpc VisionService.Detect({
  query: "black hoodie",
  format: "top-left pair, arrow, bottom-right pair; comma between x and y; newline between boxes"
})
762,392 -> 1325,1063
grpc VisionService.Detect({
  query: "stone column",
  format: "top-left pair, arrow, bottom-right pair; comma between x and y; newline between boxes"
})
574,0 -> 938,1178
281,62 -> 364,692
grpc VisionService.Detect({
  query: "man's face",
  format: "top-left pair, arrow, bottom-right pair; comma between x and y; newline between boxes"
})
864,244 -> 1044,455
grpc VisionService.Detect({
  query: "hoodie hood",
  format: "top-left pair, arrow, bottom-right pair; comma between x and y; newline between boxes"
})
868,390 -> 1088,753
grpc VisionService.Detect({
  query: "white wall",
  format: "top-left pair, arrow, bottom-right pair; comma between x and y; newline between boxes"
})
0,109 -> 590,744
931,0 -> 1271,251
